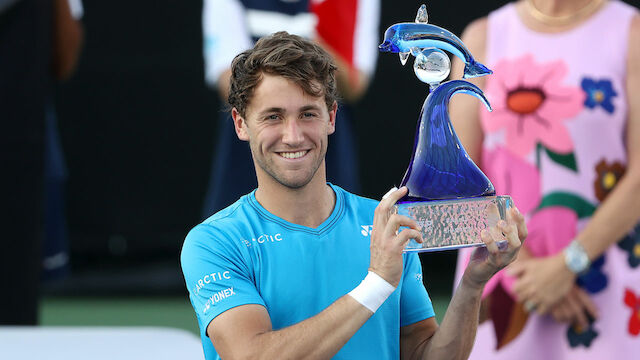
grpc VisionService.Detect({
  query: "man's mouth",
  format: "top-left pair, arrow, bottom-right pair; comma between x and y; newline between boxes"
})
278,150 -> 309,159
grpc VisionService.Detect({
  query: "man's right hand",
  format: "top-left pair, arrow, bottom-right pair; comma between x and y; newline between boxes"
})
369,186 -> 423,287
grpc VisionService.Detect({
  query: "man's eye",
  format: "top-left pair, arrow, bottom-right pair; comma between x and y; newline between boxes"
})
266,114 -> 280,120
302,112 -> 317,118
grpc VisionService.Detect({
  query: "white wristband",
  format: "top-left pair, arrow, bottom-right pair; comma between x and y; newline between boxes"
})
348,271 -> 396,313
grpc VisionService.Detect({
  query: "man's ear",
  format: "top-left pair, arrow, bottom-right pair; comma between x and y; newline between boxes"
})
327,101 -> 337,135
232,108 -> 249,141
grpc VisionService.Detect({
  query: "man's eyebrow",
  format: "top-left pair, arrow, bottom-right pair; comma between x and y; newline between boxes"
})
257,107 -> 286,116
299,105 -> 322,112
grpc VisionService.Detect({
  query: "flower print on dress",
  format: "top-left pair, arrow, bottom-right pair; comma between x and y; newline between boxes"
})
582,78 -> 617,114
623,288 -> 640,336
593,159 -> 626,202
567,314 -> 599,348
526,207 -> 577,258
618,222 -> 640,268
577,255 -> 608,294
481,54 -> 585,157
482,146 -> 541,215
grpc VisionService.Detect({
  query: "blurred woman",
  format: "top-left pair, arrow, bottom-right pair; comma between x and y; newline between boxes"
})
451,0 -> 640,358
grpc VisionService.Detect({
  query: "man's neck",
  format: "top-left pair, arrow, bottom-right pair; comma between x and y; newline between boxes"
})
254,171 -> 336,229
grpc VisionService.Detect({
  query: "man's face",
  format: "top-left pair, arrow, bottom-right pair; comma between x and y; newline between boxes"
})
232,74 -> 336,189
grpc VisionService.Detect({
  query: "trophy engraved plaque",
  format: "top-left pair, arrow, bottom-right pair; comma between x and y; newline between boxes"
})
379,5 -> 512,252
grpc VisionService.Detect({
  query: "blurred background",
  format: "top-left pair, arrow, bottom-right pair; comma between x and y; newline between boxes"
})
3,0 -> 636,345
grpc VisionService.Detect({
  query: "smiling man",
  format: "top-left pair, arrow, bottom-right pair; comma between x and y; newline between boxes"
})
181,32 -> 526,360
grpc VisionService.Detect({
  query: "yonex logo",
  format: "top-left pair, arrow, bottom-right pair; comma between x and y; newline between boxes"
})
361,225 -> 373,237
202,286 -> 236,314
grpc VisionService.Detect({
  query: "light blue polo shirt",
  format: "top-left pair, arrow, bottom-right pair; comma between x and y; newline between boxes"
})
181,184 -> 435,359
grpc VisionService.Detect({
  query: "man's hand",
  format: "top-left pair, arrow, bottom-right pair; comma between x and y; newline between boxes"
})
464,207 -> 526,288
369,187 -> 423,287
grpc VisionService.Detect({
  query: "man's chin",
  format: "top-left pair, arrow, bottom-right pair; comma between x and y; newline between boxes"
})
274,176 -> 313,190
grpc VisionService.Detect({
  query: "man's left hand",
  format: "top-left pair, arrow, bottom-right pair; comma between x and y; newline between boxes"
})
464,207 -> 527,288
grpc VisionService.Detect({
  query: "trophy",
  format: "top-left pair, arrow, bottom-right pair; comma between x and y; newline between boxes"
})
379,5 -> 512,252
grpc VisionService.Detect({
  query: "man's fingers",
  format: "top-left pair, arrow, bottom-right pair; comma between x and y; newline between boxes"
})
508,207 -> 527,241
382,187 -> 398,200
498,220 -> 520,249
396,228 -> 423,247
373,187 -> 407,235
488,224 -> 506,252
379,186 -> 407,208
384,214 -> 419,238
481,229 -> 499,254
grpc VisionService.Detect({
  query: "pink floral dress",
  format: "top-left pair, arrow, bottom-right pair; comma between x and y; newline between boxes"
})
455,1 -> 640,358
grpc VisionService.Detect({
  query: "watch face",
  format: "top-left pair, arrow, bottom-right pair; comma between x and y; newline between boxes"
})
566,242 -> 589,274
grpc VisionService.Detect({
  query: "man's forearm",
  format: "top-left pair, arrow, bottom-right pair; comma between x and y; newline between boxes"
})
418,274 -> 484,360
233,295 -> 373,360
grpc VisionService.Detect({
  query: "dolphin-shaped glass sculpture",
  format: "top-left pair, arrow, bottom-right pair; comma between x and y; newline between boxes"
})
380,5 -> 511,253
399,80 -> 495,202
379,23 -> 492,78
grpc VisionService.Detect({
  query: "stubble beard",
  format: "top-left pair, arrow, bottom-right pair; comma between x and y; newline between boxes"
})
250,142 -> 327,190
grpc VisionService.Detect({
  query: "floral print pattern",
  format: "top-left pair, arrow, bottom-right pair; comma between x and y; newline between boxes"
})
623,289 -> 640,336
525,207 -> 576,257
577,256 -> 608,294
582,78 -> 617,114
593,160 -> 626,201
482,146 -> 541,215
618,223 -> 640,268
481,54 -> 585,157
566,315 -> 599,348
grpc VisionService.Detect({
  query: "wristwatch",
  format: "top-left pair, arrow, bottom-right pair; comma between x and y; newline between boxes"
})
564,240 -> 591,274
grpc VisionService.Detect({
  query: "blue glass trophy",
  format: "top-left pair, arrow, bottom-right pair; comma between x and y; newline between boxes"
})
380,5 -> 512,252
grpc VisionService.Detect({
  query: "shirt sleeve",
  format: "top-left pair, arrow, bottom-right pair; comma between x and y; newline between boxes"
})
399,252 -> 435,327
202,0 -> 253,87
353,0 -> 380,77
67,0 -> 83,20
181,224 -> 265,335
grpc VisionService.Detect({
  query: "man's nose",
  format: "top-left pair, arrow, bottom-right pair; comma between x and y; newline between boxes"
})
282,119 -> 304,145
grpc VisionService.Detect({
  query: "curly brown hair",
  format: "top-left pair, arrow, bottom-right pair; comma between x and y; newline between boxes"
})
227,31 -> 338,118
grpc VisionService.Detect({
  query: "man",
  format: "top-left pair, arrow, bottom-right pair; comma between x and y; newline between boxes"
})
181,32 -> 526,360
200,0 -> 379,215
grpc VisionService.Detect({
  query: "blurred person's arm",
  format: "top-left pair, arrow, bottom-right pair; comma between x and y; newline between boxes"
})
52,0 -> 84,80
509,14 -> 640,314
449,18 -> 488,165
203,0 -> 252,101
314,0 -> 380,102
317,39 -> 370,103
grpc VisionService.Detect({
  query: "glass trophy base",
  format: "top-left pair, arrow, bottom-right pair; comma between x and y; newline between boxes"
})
395,195 -> 512,253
